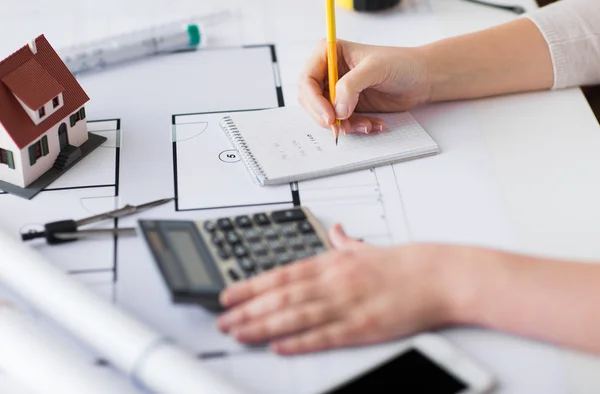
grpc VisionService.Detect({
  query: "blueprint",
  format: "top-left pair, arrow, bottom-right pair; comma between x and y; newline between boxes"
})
0,120 -> 121,298
0,1 -> 569,394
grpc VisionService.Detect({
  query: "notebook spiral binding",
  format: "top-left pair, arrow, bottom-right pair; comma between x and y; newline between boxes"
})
219,116 -> 268,185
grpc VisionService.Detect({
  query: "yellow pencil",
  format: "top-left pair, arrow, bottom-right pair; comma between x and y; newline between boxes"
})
325,0 -> 341,145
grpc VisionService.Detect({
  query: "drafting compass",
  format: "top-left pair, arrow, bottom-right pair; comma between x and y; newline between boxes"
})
21,198 -> 174,245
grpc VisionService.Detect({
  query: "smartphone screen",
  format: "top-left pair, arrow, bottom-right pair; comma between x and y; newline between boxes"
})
324,348 -> 468,394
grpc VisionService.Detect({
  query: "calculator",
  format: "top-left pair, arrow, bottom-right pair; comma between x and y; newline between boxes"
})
138,207 -> 330,312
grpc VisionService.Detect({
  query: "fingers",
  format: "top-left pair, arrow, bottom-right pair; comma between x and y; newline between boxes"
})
219,257 -> 322,308
229,302 -> 339,344
270,321 -> 372,355
218,279 -> 324,333
299,79 -> 336,128
298,40 -> 336,128
335,61 -> 379,120
328,224 -> 365,251
341,115 -> 385,135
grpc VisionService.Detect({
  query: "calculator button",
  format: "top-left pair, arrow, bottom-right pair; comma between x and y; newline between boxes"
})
294,250 -> 311,261
225,231 -> 241,245
304,234 -> 323,248
279,224 -> 298,238
203,221 -> 217,233
218,247 -> 230,260
243,228 -> 262,242
211,233 -> 225,247
253,213 -> 271,226
275,252 -> 294,265
235,215 -> 253,228
249,242 -> 268,256
237,256 -> 256,272
311,246 -> 326,255
232,244 -> 248,258
267,239 -> 287,253
287,237 -> 305,251
228,268 -> 241,282
262,227 -> 279,240
217,218 -> 234,231
257,256 -> 275,270
271,209 -> 306,223
297,221 -> 314,234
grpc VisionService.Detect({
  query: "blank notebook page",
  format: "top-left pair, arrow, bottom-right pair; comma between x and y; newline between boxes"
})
220,106 -> 439,185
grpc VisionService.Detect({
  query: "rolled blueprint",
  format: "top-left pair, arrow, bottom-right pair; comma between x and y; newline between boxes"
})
0,229 -> 243,394
0,304 -> 137,394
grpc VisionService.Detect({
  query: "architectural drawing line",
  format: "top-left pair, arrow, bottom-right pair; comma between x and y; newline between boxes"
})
391,165 -> 412,240
68,268 -> 115,275
177,201 -> 294,213
372,168 -> 394,243
43,184 -> 115,192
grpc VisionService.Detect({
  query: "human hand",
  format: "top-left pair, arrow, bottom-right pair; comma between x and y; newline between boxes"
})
217,225 -> 477,355
298,39 -> 432,135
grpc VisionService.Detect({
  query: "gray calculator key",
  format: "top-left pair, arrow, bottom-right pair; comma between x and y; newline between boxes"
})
235,215 -> 253,228
279,224 -> 298,238
262,227 -> 279,240
225,231 -> 241,245
243,228 -> 261,242
211,233 -> 225,247
228,268 -> 241,282
253,213 -> 271,226
256,256 -> 275,270
304,234 -> 323,247
203,221 -> 217,233
218,247 -> 230,260
311,246 -> 326,255
249,242 -> 268,256
237,256 -> 256,272
294,250 -> 311,261
232,244 -> 248,258
267,239 -> 287,253
297,221 -> 314,234
275,252 -> 294,265
217,218 -> 234,231
271,209 -> 306,223
287,237 -> 305,251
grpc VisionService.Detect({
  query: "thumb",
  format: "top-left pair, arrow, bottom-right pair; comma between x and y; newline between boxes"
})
328,224 -> 366,251
334,61 -> 377,120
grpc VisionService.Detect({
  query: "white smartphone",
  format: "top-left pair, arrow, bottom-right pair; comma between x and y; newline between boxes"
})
320,333 -> 495,394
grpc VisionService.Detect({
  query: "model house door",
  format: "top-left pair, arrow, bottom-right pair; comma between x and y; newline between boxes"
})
58,123 -> 68,149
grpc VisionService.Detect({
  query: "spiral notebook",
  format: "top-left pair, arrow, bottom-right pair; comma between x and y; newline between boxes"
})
219,107 -> 439,186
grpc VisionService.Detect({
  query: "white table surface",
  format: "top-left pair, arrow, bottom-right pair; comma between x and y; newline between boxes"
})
2,0 -> 600,393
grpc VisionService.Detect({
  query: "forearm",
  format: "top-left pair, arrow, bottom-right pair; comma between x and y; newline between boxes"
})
452,249 -> 600,354
420,17 -> 554,102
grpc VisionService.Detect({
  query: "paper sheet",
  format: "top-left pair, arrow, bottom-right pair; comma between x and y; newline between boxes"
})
0,1 -> 569,393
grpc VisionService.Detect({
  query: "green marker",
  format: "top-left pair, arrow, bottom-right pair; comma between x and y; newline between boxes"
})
60,19 -> 205,75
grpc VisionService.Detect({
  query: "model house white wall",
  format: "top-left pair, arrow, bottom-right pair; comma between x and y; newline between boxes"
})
0,123 -> 21,187
0,106 -> 88,188
13,92 -> 64,126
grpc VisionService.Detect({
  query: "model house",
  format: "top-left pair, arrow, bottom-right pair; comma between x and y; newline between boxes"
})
0,35 -> 103,199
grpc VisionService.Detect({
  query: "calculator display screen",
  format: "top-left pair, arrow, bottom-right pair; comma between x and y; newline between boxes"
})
166,230 -> 213,287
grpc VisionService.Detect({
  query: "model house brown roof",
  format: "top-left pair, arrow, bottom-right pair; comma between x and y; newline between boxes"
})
0,35 -> 89,149
2,58 -> 65,111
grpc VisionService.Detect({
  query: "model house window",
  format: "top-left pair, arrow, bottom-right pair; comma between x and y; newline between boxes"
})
38,106 -> 45,118
52,96 -> 60,108
69,107 -> 86,127
0,148 -> 15,169
70,111 -> 80,127
28,136 -> 49,166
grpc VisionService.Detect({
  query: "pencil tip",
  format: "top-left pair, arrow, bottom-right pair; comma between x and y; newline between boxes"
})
335,137 -> 338,146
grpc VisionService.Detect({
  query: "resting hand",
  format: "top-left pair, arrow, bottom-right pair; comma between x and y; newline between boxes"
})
217,225 -> 474,355
298,39 -> 432,135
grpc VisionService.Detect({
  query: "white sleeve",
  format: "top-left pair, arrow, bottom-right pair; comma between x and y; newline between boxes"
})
526,0 -> 600,89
